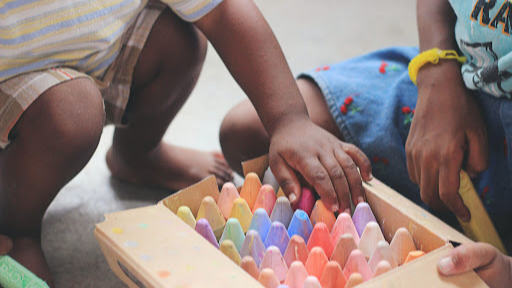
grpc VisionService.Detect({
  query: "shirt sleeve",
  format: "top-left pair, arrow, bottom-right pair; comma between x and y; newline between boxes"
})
160,0 -> 224,22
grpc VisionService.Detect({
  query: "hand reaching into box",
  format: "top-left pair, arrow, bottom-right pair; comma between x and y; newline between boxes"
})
438,243 -> 512,288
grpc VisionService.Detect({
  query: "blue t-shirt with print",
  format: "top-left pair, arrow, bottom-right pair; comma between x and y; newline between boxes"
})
450,0 -> 512,97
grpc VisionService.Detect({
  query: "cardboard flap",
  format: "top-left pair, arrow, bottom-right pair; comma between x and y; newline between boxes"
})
95,204 -> 262,288
359,244 -> 488,288
242,154 -> 268,179
160,175 -> 220,216
365,179 -> 472,252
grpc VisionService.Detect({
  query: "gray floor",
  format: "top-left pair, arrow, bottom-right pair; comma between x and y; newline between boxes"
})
42,1 -> 418,287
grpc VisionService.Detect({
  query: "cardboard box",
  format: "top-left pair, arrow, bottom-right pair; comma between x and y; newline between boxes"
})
95,155 -> 488,288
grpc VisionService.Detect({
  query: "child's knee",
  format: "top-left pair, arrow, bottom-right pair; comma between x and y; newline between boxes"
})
13,78 -> 104,158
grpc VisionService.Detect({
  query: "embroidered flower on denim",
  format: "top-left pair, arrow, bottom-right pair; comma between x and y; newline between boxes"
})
315,66 -> 330,72
402,106 -> 415,125
340,94 -> 362,115
379,61 -> 401,74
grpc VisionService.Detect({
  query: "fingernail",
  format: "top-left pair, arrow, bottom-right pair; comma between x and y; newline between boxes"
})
461,214 -> 471,223
438,257 -> 454,274
289,193 -> 297,203
332,203 -> 339,212
369,172 -> 374,180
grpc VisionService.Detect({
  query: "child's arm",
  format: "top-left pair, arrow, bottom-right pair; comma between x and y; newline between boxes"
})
195,0 -> 372,212
438,243 -> 512,288
406,0 -> 488,221
0,235 -> 12,254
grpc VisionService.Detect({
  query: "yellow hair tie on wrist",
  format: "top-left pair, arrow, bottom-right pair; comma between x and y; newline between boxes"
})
408,48 -> 467,85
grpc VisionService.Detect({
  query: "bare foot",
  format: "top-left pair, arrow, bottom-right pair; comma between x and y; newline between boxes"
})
106,143 -> 233,191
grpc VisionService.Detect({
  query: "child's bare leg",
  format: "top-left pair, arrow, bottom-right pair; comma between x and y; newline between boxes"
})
220,78 -> 342,175
107,9 -> 232,190
0,78 -> 105,286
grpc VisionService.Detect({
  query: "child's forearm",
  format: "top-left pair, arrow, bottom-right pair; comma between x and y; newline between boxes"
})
417,0 -> 458,52
195,0 -> 309,136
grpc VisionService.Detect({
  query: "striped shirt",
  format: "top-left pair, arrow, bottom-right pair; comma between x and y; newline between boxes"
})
0,0 -> 222,82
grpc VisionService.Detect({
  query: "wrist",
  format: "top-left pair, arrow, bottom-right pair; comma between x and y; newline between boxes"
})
417,59 -> 464,90
266,112 -> 310,139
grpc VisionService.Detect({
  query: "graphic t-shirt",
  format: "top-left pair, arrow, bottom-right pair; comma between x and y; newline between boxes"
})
450,0 -> 512,98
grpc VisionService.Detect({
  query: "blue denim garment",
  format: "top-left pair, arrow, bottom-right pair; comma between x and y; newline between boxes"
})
299,47 -> 512,247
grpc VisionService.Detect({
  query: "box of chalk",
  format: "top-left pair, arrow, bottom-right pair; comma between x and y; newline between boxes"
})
95,155 -> 489,288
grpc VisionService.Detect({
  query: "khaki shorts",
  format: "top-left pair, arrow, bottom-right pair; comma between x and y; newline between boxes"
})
0,1 -> 166,149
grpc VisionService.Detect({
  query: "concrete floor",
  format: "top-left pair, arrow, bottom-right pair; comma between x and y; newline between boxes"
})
42,1 -> 418,287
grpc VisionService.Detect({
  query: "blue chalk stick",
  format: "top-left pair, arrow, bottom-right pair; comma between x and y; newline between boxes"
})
248,208 -> 272,243
287,209 -> 313,243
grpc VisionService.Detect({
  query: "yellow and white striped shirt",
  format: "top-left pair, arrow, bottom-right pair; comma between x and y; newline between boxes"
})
0,0 -> 222,82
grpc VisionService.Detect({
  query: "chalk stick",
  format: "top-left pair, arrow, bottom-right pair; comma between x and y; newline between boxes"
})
262,167 -> 280,196
352,202 -> 377,237
229,198 -> 253,233
264,222 -> 290,255
344,273 -> 364,288
292,187 -> 315,216
331,233 -> 358,270
240,230 -> 266,267
277,187 -> 286,198
258,268 -> 280,288
368,241 -> 397,272
303,276 -> 322,288
305,247 -> 329,280
241,256 -> 260,280
0,255 -> 50,288
220,240 -> 242,266
390,228 -> 416,266
343,249 -> 372,282
331,212 -> 360,245
287,210 -> 313,243
307,222 -> 335,258
372,260 -> 391,278
270,196 -> 294,228
284,261 -> 309,288
320,261 -> 347,288
176,206 -> 196,229
195,218 -> 220,249
196,196 -> 226,239
219,218 -> 246,252
310,200 -> 336,232
260,246 -> 288,283
217,182 -> 240,220
249,208 -> 272,243
241,172 -> 262,210
253,184 -> 277,215
358,222 -> 385,260
403,250 -> 425,264
283,235 -> 310,267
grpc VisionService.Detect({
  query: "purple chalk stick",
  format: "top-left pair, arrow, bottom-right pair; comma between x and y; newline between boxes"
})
270,197 -> 294,228
264,222 -> 291,255
352,202 -> 377,237
195,218 -> 219,248
240,230 -> 266,267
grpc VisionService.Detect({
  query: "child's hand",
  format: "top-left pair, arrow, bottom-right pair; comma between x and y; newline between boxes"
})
268,116 -> 372,213
0,235 -> 13,255
405,61 -> 488,221
438,243 -> 512,288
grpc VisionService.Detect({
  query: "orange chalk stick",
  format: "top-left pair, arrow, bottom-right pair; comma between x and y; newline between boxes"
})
403,250 -> 425,264
344,272 -> 364,288
241,256 -> 260,280
258,268 -> 280,288
390,228 -> 416,266
305,247 -> 329,280
310,200 -> 336,232
307,222 -> 335,258
253,184 -> 277,215
241,172 -> 262,210
320,261 -> 347,288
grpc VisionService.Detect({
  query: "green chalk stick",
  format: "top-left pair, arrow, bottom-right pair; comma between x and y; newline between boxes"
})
0,255 -> 50,288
